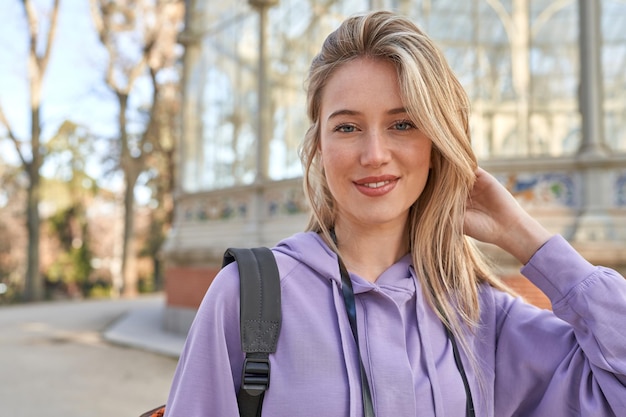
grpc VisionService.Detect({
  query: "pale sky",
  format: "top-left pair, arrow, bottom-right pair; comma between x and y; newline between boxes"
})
0,1 -> 116,135
0,0 -> 149,201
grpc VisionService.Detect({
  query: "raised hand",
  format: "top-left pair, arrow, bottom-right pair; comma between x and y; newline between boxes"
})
464,168 -> 552,264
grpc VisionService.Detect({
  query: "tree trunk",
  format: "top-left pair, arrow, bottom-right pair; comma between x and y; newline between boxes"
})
121,169 -> 139,297
20,0 -> 61,301
117,92 -> 141,297
24,84 -> 43,301
24,127 -> 42,300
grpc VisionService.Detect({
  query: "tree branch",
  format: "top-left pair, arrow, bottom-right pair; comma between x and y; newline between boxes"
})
0,104 -> 28,167
22,0 -> 38,59
40,0 -> 62,75
90,0 -> 116,90
89,0 -> 104,36
125,55 -> 148,94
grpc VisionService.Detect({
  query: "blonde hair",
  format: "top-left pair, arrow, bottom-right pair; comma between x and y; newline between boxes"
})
300,11 -> 513,346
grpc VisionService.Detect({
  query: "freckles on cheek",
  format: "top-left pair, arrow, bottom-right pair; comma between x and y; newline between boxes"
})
321,151 -> 344,178
320,151 -> 345,193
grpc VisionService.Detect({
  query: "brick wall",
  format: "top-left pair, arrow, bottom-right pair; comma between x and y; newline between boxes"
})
503,274 -> 551,310
165,266 -> 221,309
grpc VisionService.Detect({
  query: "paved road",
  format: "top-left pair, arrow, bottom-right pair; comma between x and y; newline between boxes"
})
0,296 -> 178,417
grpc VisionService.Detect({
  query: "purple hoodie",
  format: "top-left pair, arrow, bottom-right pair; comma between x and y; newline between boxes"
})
164,233 -> 626,416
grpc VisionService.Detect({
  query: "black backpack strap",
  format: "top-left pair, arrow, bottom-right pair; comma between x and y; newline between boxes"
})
223,247 -> 281,417
445,326 -> 475,417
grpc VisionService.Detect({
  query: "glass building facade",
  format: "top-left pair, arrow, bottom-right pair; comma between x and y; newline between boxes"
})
179,0 -> 626,193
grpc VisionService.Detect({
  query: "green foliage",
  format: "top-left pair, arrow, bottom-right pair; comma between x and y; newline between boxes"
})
44,120 -> 99,205
137,274 -> 156,294
87,283 -> 113,298
139,214 -> 170,292
43,120 -> 102,299
0,211 -> 24,304
46,245 -> 92,289
46,212 -> 94,298
46,204 -> 96,297
0,281 -> 21,305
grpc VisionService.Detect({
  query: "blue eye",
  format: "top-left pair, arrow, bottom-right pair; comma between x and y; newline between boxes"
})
335,124 -> 356,133
394,121 -> 415,131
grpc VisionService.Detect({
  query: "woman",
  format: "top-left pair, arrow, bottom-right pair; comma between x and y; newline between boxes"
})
164,11 -> 626,416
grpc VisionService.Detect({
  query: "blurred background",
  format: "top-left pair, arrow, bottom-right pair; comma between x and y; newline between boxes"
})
1,0 -> 625,332
0,0 -> 183,304
0,1 -> 625,415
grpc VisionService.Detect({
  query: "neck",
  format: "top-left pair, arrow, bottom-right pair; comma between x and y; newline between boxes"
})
333,222 -> 409,283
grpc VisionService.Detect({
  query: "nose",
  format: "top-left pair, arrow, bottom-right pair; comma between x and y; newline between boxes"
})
360,130 -> 391,167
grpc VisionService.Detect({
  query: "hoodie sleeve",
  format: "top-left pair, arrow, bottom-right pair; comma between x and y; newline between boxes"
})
492,235 -> 626,417
164,263 -> 243,417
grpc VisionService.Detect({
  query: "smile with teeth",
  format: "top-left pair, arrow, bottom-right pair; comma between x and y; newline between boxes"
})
362,180 -> 392,189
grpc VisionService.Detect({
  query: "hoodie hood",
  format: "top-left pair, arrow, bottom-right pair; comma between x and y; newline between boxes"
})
273,232 -> 341,284
273,231 -> 414,294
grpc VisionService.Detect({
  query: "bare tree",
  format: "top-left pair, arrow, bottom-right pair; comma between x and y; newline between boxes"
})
0,0 -> 61,301
139,79 -> 179,290
90,0 -> 183,296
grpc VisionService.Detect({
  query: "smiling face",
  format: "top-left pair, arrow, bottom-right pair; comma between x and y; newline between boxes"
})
319,57 -> 433,234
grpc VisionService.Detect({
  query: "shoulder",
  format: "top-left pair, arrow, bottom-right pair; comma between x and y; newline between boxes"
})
273,231 -> 339,286
206,232 -> 332,296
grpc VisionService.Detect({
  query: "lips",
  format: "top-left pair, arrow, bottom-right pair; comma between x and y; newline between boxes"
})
354,175 -> 399,196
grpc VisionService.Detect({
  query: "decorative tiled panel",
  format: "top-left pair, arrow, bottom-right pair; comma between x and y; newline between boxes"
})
497,172 -> 580,209
265,186 -> 309,217
176,179 -> 309,225
180,194 -> 252,222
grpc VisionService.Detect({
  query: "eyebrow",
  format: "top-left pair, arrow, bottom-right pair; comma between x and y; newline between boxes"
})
326,107 -> 409,121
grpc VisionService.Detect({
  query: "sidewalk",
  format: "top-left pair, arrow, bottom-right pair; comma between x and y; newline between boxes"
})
0,295 -> 180,416
103,294 -> 187,358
